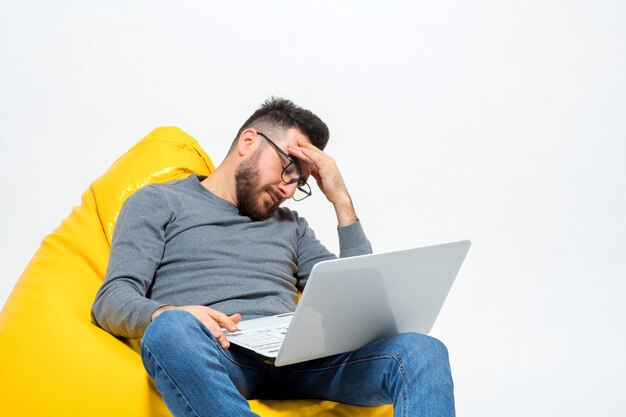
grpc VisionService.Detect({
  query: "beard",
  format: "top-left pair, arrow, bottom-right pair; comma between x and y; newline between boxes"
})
235,155 -> 281,221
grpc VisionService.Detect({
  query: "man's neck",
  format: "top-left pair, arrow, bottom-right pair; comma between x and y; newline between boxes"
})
200,165 -> 237,206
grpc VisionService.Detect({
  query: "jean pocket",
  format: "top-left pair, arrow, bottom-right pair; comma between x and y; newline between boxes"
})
221,345 -> 271,370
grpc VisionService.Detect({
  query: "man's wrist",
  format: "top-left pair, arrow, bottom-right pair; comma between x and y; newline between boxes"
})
151,305 -> 173,321
333,198 -> 357,227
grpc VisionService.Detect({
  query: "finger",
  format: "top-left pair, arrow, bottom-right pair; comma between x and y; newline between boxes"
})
288,140 -> 325,164
302,147 -> 337,172
205,320 -> 231,349
209,310 -> 239,332
293,149 -> 333,182
286,143 -> 314,164
229,313 -> 242,325
294,137 -> 321,151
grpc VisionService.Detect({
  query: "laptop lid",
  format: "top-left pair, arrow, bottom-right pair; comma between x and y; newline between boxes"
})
274,239 -> 471,366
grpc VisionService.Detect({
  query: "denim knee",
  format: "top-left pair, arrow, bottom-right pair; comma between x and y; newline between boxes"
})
141,310 -> 220,365
143,310 -> 195,346
392,333 -> 451,374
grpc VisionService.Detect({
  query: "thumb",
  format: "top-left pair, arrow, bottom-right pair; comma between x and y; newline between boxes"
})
311,169 -> 323,188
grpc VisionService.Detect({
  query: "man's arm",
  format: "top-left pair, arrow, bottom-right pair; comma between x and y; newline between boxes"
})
290,139 -> 372,287
91,184 -> 241,346
294,216 -> 372,286
288,137 -> 372,258
91,186 -> 170,338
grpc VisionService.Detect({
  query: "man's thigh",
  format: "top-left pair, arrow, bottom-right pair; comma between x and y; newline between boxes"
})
265,332 -> 446,406
141,310 -> 271,399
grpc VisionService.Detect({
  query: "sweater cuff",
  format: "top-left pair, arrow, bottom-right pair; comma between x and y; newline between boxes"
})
337,220 -> 366,249
134,300 -> 167,335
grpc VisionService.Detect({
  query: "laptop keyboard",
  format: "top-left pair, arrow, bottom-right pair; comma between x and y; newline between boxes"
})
227,325 -> 290,353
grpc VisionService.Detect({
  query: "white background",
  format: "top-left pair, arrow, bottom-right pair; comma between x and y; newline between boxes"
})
1,1 -> 625,416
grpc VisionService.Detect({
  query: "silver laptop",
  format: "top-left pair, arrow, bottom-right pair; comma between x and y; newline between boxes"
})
226,239 -> 471,367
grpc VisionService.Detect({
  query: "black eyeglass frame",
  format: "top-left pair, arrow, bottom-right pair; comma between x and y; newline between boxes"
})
257,131 -> 312,201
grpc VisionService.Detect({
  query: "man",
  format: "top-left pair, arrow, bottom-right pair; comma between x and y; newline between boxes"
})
91,98 -> 455,417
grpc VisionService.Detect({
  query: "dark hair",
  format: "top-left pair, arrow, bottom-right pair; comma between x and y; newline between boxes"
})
232,97 -> 330,151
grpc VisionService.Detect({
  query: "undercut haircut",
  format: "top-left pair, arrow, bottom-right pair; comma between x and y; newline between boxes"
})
230,97 -> 330,153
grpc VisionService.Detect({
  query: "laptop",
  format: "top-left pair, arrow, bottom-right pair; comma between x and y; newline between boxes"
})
225,239 -> 471,367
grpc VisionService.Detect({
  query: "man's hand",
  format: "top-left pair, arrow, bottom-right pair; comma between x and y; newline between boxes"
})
151,305 -> 241,349
288,138 -> 358,227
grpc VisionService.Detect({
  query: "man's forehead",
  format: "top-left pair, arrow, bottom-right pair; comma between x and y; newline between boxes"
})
281,127 -> 310,144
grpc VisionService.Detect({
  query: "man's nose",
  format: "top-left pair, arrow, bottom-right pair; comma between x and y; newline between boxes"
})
277,181 -> 298,199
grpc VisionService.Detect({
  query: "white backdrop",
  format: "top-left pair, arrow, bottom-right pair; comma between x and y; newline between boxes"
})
1,1 -> 625,416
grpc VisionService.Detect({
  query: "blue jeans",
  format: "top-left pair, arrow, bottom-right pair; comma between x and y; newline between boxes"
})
140,310 -> 455,417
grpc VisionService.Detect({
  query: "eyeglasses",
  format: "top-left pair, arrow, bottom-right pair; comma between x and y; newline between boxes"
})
257,132 -> 312,201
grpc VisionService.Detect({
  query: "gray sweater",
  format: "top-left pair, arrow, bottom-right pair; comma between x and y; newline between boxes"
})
91,174 -> 372,339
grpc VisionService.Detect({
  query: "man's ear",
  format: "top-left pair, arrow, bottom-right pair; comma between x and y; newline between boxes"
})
236,128 -> 259,157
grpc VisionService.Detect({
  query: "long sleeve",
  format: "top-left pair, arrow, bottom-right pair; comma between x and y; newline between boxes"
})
295,218 -> 372,288
91,186 -> 171,339
337,220 -> 372,258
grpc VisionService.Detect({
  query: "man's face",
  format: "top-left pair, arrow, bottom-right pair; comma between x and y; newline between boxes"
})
234,129 -> 311,221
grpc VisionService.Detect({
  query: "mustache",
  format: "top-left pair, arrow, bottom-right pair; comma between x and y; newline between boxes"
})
268,188 -> 282,204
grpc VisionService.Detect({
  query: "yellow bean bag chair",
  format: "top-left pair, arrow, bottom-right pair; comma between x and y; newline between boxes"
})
0,127 -> 393,417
